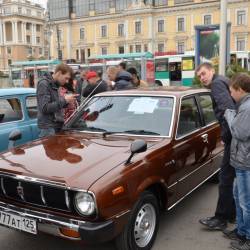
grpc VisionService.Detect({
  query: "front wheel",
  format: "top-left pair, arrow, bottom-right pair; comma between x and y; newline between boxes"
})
115,191 -> 160,250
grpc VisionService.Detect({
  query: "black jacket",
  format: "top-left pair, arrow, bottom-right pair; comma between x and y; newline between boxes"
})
210,74 -> 235,144
83,79 -> 108,98
37,73 -> 68,130
114,71 -> 133,90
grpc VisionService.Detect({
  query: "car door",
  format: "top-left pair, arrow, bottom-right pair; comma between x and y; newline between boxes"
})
172,95 -> 210,199
25,95 -> 39,139
0,95 -> 33,152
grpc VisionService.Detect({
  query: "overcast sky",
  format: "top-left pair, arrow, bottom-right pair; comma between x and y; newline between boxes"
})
32,0 -> 47,8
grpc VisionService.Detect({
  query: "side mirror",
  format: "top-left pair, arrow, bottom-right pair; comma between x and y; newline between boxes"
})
125,139 -> 147,165
8,130 -> 22,149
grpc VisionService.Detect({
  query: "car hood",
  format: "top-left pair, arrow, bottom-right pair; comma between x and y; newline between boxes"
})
0,132 -> 161,190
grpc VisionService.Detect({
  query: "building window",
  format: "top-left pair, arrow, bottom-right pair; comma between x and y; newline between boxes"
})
204,15 -> 212,25
58,50 -> 63,60
26,23 -> 31,30
26,9 -> 31,15
39,48 -> 43,55
101,47 -> 107,55
18,7 -> 22,14
36,37 -> 40,44
58,30 -> 62,42
158,20 -> 164,32
80,28 -> 85,40
87,48 -> 91,57
237,10 -> 246,25
101,25 -> 107,37
130,45 -> 133,53
7,47 -> 11,54
89,0 -> 95,11
158,43 -> 164,52
135,21 -> 141,34
135,44 -> 141,52
177,17 -> 185,32
144,44 -> 148,52
37,11 -> 41,17
177,41 -> 185,54
27,47 -> 32,54
118,46 -> 124,54
236,38 -> 245,51
36,24 -> 40,32
26,35 -> 31,44
118,24 -> 124,37
8,59 -> 12,65
75,50 -> 79,61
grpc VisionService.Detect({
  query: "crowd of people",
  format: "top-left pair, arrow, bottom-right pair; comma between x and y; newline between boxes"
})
36,59 -> 250,250
36,62 -> 147,137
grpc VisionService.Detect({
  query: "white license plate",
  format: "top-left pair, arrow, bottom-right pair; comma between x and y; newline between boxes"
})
0,211 -> 37,234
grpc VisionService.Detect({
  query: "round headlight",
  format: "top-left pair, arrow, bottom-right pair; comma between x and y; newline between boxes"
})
75,192 -> 96,216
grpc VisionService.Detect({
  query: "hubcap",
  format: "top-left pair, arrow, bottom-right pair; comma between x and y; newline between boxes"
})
134,203 -> 156,248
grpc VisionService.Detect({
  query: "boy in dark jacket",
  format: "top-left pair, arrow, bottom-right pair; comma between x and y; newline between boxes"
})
37,64 -> 77,137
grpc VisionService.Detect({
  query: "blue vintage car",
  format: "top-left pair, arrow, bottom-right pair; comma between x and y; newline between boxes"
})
0,88 -> 38,152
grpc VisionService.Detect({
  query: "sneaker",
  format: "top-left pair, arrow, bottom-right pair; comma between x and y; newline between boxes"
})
199,216 -> 227,230
223,228 -> 246,241
231,239 -> 250,250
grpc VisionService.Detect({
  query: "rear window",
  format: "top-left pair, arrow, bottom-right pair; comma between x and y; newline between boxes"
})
0,98 -> 23,123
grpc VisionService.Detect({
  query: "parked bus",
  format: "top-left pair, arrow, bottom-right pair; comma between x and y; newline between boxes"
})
88,52 -> 155,84
155,51 -> 195,86
10,59 -> 61,88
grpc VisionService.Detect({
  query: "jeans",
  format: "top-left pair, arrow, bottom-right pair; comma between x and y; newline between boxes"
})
234,169 -> 250,239
215,142 -> 236,220
38,128 -> 56,138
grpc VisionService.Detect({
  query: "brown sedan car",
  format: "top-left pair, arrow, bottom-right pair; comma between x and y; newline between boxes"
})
0,87 -> 223,250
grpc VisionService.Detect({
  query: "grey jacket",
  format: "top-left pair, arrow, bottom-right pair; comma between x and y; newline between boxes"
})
37,73 -> 68,130
224,94 -> 250,170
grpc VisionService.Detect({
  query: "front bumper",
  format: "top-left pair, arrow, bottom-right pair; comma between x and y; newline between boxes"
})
0,201 -> 129,243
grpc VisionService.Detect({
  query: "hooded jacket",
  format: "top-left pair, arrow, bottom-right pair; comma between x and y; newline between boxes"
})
224,94 -> 250,170
37,72 -> 68,130
114,71 -> 133,90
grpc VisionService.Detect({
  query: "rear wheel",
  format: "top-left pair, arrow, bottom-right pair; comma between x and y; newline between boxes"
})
115,191 -> 159,250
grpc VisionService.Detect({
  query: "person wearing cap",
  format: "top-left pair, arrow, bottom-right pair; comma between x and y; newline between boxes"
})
83,71 -> 108,98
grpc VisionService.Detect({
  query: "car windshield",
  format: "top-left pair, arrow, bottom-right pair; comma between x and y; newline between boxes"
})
67,95 -> 174,137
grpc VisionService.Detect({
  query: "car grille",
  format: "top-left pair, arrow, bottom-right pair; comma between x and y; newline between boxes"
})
0,175 -> 76,213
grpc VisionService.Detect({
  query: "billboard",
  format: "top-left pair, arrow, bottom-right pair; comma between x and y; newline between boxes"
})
195,24 -> 231,67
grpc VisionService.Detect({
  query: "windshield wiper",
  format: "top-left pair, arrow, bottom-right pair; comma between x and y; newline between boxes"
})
85,126 -> 108,132
123,130 -> 160,135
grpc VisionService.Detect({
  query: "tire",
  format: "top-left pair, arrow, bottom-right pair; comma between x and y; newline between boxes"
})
155,81 -> 162,86
115,191 -> 159,250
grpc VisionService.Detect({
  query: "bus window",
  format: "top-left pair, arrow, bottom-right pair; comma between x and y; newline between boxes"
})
182,57 -> 195,71
155,59 -> 168,72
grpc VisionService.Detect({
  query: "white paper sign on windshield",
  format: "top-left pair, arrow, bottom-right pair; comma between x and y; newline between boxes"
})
128,98 -> 158,114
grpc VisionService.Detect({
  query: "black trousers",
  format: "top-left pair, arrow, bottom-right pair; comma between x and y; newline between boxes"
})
215,142 -> 236,221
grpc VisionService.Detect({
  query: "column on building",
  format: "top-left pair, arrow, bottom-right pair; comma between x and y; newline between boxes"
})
67,23 -> 72,59
3,21 -> 6,44
125,20 -> 129,53
23,22 -> 27,43
148,16 -> 154,53
32,23 -> 36,45
0,20 -> 3,45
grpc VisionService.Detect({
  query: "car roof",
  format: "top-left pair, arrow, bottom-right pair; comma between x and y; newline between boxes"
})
96,86 -> 210,98
0,88 -> 36,96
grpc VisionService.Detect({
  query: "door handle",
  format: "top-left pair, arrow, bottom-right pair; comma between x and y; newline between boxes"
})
201,134 -> 208,143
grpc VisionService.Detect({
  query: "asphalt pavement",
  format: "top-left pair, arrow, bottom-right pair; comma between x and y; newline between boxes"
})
0,182 -> 234,250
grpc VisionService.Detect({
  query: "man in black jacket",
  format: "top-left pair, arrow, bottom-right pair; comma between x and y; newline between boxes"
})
37,64 -> 77,138
196,63 -> 236,232
83,71 -> 108,98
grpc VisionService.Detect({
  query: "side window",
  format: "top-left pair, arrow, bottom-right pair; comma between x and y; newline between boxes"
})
26,96 -> 37,119
199,94 -> 216,125
0,98 -> 23,123
177,97 -> 200,137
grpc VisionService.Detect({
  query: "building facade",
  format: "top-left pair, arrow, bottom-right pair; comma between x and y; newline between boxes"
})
0,0 -> 46,71
47,0 -> 250,62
